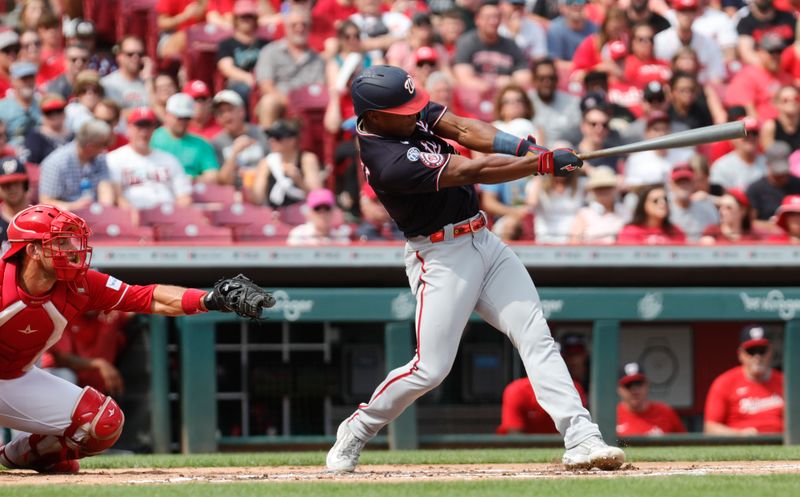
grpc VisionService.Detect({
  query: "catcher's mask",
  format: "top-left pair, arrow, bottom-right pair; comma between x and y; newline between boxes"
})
3,204 -> 93,280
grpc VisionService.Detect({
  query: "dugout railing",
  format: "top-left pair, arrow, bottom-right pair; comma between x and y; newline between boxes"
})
149,288 -> 800,453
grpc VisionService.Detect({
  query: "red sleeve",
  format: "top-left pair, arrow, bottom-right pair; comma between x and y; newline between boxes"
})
497,379 -> 531,434
704,373 -> 729,424
81,270 -> 156,314
724,70 -> 757,108
572,36 -> 600,72
156,0 -> 180,15
617,225 -> 643,244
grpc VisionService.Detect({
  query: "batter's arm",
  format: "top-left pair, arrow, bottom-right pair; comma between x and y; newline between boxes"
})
438,154 -> 538,188
434,110 -> 503,154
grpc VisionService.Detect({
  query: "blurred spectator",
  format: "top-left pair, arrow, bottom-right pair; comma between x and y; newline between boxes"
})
94,99 -> 129,151
65,69 -> 104,133
570,166 -> 626,243
571,6 -> 630,83
38,119 -> 114,210
101,36 -> 150,113
623,23 -> 670,89
667,164 -> 718,242
44,43 -> 89,100
255,7 -> 326,127
711,120 -> 766,191
249,119 -> 322,206
436,8 -> 467,58
18,0 -> 54,32
151,93 -> 220,182
309,0 -> 359,55
654,0 -> 724,84
150,72 -> 179,125
666,71 -> 714,131
546,0 -> 597,73
616,362 -> 686,437
526,173 -> 584,243
0,157 -> 30,241
453,1 -> 531,93
623,81 -> 684,143
184,80 -> 222,140
531,0 -> 561,26
498,0 -> 547,62
689,152 -> 723,200
213,90 -> 270,188
772,194 -> 800,242
63,18 -> 116,78
0,61 -> 42,147
207,0 -> 277,28
582,71 -> 635,125
447,0 -> 481,32
356,182 -> 404,241
707,105 -> 746,165
23,93 -> 71,164
726,33 -> 791,122
0,120 -> 14,157
387,13 -> 448,74
493,83 -> 539,139
625,0 -> 669,35
324,21 -> 371,134
529,58 -> 580,148
736,0 -> 796,68
760,85 -> 800,151
287,188 -> 351,244
349,0 -> 411,60
156,0 -> 209,60
36,11 -> 62,66
106,107 -> 193,210
618,184 -> 687,244
409,46 -> 440,89
663,0 -> 737,65
0,30 -> 19,98
18,29 -> 46,86
575,98 -> 622,171
700,189 -> 762,244
217,0 -> 270,109
704,325 -> 783,435
746,141 -> 800,224
423,71 -> 473,157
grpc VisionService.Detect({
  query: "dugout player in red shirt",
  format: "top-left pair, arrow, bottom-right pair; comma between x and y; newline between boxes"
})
0,204 -> 274,473
704,325 -> 784,435
616,362 -> 686,437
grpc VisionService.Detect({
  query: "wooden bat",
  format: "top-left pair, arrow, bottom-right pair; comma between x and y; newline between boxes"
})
576,121 -> 747,161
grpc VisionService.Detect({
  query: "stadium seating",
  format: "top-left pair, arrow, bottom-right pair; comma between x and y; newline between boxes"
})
286,83 -> 330,162
184,23 -> 234,92
83,0 -> 122,46
74,204 -> 153,242
230,219 -> 293,242
207,202 -> 276,227
116,0 -> 159,62
152,222 -> 233,242
191,182 -> 239,205
137,204 -> 211,227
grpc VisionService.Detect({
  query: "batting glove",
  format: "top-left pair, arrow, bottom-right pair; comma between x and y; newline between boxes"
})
537,148 -> 584,177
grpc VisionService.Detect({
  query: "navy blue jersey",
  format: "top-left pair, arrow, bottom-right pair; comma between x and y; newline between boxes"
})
356,102 -> 479,237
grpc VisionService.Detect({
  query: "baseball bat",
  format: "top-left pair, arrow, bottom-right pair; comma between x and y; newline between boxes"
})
576,121 -> 747,161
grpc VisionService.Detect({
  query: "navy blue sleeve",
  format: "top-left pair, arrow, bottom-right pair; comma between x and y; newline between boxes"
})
421,101 -> 447,129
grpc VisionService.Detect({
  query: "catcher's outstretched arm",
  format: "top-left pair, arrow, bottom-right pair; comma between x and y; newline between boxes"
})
151,285 -> 208,316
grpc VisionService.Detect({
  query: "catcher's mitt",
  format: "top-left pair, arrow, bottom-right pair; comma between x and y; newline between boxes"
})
204,274 -> 276,319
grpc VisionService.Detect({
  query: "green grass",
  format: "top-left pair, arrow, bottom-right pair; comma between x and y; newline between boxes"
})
74,445 -> 800,469
4,475 -> 798,497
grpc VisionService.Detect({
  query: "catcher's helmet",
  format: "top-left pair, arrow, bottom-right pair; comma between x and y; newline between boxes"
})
3,204 -> 93,280
351,65 -> 430,117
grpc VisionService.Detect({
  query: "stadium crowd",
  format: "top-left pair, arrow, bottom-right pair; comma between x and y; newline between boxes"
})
0,0 -> 799,244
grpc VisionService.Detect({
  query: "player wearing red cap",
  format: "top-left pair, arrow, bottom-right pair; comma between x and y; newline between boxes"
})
616,362 -> 686,437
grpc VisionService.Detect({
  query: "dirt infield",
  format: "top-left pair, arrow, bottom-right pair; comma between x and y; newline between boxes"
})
1,461 -> 799,485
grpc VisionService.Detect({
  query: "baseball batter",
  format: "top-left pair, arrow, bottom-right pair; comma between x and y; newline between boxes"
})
0,204 -> 275,473
327,65 -> 624,472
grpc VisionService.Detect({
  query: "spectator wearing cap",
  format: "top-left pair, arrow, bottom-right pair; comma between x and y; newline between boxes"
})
255,7 -> 326,127
704,325 -> 784,435
0,61 -> 42,147
150,93 -> 220,182
616,362 -> 686,437
737,0 -> 796,68
356,182 -> 404,241
760,86 -> 800,152
623,23 -> 670,89
653,0 -> 724,84
94,99 -> 128,151
746,141 -> 800,224
498,0 -> 547,63
570,166 -> 627,243
184,80 -> 221,140
529,58 -> 580,148
618,184 -> 686,244
771,194 -> 800,242
711,119 -> 767,191
156,0 -> 208,60
700,189 -> 763,244
453,1 -> 532,94
0,30 -> 19,98
667,163 -> 718,241
623,81 -> 684,143
387,13 -> 449,76
101,36 -> 150,114
624,112 -> 694,189
65,69 -> 105,133
39,119 -> 114,210
249,119 -> 323,207
546,0 -> 597,73
106,107 -> 192,210
63,18 -> 116,78
496,333 -> 588,434
0,156 -> 30,241
581,71 -> 637,125
23,93 -> 71,164
287,188 -> 351,245
726,33 -> 792,122
349,0 -> 412,61
217,0 -> 270,110
570,7 -> 630,83
212,90 -> 271,188
44,43 -> 89,100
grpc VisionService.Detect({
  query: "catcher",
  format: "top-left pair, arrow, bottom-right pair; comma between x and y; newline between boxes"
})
0,204 -> 275,473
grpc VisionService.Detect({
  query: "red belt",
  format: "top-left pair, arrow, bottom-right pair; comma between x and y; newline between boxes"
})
429,213 -> 487,243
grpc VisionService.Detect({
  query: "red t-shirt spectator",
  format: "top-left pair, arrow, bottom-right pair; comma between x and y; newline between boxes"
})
189,121 -> 223,140
157,0 -> 205,32
37,50 -> 64,86
780,43 -> 800,85
725,65 -> 792,122
617,401 -> 687,436
705,366 -> 784,433
497,377 -> 587,434
623,56 -> 671,88
572,34 -> 602,74
617,224 -> 687,244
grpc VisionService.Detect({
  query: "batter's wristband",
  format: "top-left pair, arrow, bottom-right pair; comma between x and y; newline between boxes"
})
181,289 -> 208,315
492,130 -> 525,156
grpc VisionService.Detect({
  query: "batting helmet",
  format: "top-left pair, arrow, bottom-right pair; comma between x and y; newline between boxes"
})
351,65 -> 430,118
3,204 -> 93,280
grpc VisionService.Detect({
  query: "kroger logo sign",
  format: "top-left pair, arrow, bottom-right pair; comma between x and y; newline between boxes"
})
740,290 -> 800,321
264,290 -> 314,321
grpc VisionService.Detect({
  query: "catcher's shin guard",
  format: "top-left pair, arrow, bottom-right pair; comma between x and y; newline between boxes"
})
0,387 -> 124,472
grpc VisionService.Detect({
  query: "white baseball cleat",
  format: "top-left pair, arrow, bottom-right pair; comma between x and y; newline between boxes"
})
326,420 -> 366,472
562,435 -> 625,471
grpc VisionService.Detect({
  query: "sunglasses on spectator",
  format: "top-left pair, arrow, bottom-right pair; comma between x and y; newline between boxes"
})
341,32 -> 360,40
194,96 -> 210,103
313,205 -> 332,212
43,109 -> 65,117
645,95 -> 666,104
622,380 -> 645,390
634,36 -> 653,43
124,51 -> 145,58
1,45 -> 20,54
22,40 -> 42,48
649,195 -> 667,204
69,56 -> 88,63
536,74 -> 557,81
416,60 -> 436,68
585,119 -> 609,129
133,120 -> 156,128
744,346 -> 768,356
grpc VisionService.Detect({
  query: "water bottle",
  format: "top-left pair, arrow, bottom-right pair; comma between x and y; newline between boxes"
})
79,177 -> 93,200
